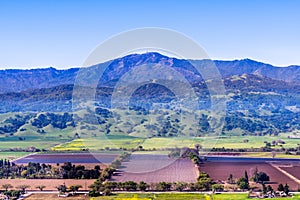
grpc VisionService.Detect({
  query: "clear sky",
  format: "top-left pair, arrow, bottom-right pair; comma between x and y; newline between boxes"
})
0,0 -> 299,69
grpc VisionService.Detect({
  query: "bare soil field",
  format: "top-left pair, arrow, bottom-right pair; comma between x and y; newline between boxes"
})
14,153 -> 118,164
0,179 -> 95,191
25,193 -> 88,200
280,165 -> 300,180
111,157 -> 198,183
200,161 -> 299,190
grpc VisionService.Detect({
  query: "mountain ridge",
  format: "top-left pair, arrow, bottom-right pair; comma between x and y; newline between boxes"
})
0,52 -> 299,94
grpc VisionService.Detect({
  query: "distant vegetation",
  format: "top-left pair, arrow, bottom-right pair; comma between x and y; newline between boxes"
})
0,160 -> 100,179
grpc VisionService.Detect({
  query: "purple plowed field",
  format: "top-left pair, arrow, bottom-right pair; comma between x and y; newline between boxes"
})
111,155 -> 198,183
280,165 -> 300,180
200,161 -> 300,190
14,153 -> 117,164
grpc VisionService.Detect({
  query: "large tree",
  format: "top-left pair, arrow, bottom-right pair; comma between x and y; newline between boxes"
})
138,181 -> 148,191
237,177 -> 249,190
197,172 -> 212,191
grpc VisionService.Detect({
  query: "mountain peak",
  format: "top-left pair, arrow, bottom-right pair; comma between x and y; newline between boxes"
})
0,53 -> 299,94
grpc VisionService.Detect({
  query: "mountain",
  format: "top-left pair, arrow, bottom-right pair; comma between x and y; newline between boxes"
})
0,67 -> 79,93
215,58 -> 300,82
0,52 -> 299,94
0,52 -> 299,136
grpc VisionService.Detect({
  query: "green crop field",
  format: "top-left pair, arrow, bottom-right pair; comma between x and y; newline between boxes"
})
0,135 -> 70,160
0,151 -> 30,160
52,134 -> 300,152
52,135 -> 145,151
91,193 -> 300,200
0,136 -> 68,150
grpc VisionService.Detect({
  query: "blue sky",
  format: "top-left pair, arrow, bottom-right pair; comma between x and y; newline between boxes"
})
0,0 -> 299,69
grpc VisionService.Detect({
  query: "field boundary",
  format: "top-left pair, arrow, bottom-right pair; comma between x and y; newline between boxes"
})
10,152 -> 37,163
269,162 -> 300,185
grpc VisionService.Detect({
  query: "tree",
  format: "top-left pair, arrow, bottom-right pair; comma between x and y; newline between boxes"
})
16,185 -> 30,194
197,172 -> 212,191
237,177 -> 249,190
56,184 -> 67,193
278,183 -> 284,191
102,188 -> 111,196
11,190 -> 21,198
252,167 -> 259,182
257,172 -> 270,183
244,170 -> 249,183
198,172 -> 210,180
138,181 -> 148,191
284,183 -> 290,195
212,184 -> 224,192
69,185 -> 82,193
156,182 -> 172,191
174,182 -> 187,191
2,184 -> 13,192
36,185 -> 46,191
252,169 -> 269,183
228,174 -> 234,184
197,178 -> 212,191
110,159 -> 122,169
267,185 -> 273,192
199,114 -> 210,132
262,183 -> 267,194
21,170 -> 28,178
122,181 -> 137,191
104,182 -> 118,191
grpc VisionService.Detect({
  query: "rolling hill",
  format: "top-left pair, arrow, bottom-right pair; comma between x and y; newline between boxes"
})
0,52 -> 299,137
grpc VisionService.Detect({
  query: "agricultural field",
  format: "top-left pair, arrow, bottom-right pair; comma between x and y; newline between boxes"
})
52,134 -> 300,152
0,131 -> 71,159
0,135 -> 69,151
52,135 -> 145,151
111,155 -> 198,183
90,193 -> 300,200
280,165 -> 300,180
240,152 -> 300,159
0,151 -> 30,160
13,153 -> 117,165
199,161 -> 300,190
25,194 -> 89,200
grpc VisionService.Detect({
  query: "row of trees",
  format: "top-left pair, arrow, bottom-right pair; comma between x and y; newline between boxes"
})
0,184 -> 32,199
0,160 -> 101,179
89,171 -> 223,197
56,183 -> 82,194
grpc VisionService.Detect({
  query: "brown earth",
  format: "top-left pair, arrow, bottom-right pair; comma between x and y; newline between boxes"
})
25,193 -> 88,200
199,161 -> 300,190
280,166 -> 300,180
111,158 -> 198,183
14,153 -> 118,165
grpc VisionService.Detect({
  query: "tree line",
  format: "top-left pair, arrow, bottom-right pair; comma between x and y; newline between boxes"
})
0,160 -> 100,179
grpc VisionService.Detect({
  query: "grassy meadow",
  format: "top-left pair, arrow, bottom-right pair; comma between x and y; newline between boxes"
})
91,193 -> 300,200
